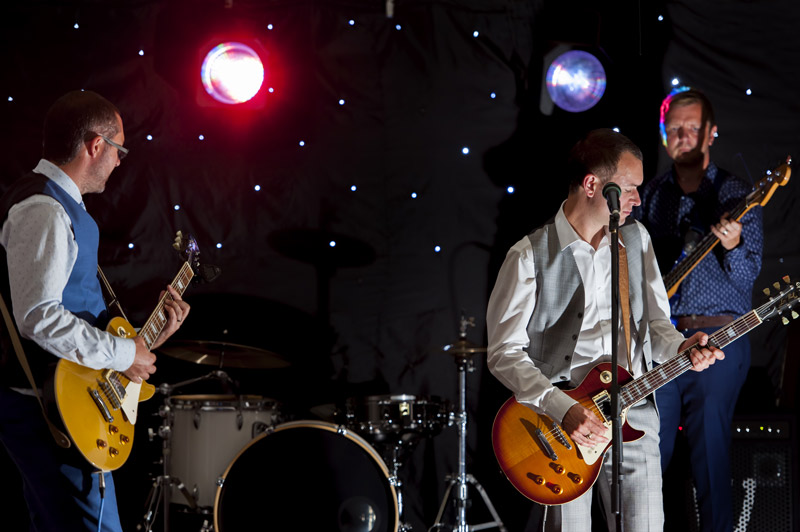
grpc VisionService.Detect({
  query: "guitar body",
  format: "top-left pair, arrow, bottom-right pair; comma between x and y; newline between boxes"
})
54,317 -> 155,471
492,363 -> 643,505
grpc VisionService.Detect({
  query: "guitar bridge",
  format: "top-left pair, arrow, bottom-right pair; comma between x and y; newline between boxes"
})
89,387 -> 114,423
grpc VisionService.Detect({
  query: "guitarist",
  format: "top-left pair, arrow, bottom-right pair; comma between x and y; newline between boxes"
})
634,88 -> 762,532
0,90 -> 190,532
487,129 -> 723,531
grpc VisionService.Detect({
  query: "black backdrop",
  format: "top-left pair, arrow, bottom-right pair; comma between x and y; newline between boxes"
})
1,0 -> 799,530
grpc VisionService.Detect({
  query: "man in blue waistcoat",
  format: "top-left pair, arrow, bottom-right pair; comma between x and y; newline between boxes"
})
0,90 -> 190,531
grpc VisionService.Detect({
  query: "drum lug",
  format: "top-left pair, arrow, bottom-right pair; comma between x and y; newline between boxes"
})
336,424 -> 348,436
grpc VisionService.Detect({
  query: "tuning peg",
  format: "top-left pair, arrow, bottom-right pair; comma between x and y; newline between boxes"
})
763,288 -> 771,296
782,316 -> 790,325
774,282 -> 781,290
783,275 -> 791,284
793,311 -> 799,320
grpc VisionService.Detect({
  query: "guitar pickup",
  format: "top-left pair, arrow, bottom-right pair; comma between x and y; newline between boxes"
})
89,388 -> 114,423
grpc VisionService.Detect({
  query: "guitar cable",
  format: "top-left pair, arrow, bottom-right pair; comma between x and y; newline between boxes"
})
96,471 -> 106,532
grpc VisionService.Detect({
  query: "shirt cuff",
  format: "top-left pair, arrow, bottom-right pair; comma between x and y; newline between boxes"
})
108,337 -> 137,372
544,388 -> 579,425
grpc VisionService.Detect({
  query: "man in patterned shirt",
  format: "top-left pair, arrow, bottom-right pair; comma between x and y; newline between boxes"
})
635,88 -> 763,532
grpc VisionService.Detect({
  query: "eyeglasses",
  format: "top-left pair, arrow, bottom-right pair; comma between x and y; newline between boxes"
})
99,135 -> 129,160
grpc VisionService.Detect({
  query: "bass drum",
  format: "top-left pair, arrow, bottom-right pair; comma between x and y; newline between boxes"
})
214,420 -> 398,532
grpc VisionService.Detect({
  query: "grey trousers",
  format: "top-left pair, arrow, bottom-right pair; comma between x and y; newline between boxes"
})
543,398 -> 664,532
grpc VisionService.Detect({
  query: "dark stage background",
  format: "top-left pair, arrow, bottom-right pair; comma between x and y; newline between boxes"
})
1,0 -> 799,531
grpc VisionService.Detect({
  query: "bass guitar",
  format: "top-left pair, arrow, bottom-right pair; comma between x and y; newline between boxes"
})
492,276 -> 799,505
53,231 -> 200,471
664,158 -> 791,298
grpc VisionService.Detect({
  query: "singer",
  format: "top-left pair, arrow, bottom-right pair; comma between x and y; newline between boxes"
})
486,128 -> 723,531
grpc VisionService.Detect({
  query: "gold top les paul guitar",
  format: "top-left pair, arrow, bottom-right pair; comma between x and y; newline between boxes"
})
53,232 -> 200,471
492,277 -> 800,506
664,158 -> 791,298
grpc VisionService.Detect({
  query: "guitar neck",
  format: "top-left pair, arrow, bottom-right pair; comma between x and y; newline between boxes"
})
621,309 -> 762,408
138,262 -> 194,350
662,200 -> 749,292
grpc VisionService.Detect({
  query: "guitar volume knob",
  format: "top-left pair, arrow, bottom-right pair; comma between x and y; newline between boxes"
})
96,439 -> 107,449
530,474 -> 544,485
547,483 -> 563,494
568,473 -> 583,484
549,463 -> 565,474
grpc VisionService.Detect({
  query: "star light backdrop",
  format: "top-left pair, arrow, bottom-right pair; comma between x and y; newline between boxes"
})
1,0 -> 799,530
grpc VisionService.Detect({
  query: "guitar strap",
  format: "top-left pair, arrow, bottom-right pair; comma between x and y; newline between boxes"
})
97,266 -> 129,322
0,292 -> 71,448
618,240 -> 633,373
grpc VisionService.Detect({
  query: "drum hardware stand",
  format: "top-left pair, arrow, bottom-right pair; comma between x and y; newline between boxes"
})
385,444 -> 413,532
138,370 -> 235,532
430,317 -> 506,532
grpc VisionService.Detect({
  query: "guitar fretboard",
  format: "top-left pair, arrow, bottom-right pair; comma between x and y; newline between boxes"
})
621,309 -> 762,408
139,262 -> 194,349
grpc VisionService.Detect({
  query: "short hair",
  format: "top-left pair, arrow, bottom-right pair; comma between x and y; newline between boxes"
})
42,90 -> 121,165
658,87 -> 715,146
566,128 -> 643,193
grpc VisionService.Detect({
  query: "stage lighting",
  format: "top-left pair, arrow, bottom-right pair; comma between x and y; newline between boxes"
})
201,42 -> 264,104
540,45 -> 607,115
198,41 -> 265,107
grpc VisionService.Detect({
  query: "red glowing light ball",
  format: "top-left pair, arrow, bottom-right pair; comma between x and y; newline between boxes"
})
200,42 -> 265,105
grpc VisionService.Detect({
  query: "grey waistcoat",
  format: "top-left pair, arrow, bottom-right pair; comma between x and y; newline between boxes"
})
525,219 -> 655,384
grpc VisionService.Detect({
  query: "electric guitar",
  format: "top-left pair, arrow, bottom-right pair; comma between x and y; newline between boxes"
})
53,232 -> 200,471
664,158 -> 791,298
492,277 -> 800,505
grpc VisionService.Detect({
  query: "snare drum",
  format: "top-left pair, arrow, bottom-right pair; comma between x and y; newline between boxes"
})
167,394 -> 281,508
343,394 -> 450,444
214,420 -> 398,532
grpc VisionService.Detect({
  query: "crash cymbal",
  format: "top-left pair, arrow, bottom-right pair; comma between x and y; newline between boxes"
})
158,340 -> 290,369
442,338 -> 486,356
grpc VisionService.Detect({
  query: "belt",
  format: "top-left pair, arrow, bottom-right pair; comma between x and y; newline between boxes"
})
675,314 -> 734,331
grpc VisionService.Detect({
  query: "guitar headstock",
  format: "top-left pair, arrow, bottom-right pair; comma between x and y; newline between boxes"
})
759,275 -> 800,325
172,231 -> 201,275
748,156 -> 792,208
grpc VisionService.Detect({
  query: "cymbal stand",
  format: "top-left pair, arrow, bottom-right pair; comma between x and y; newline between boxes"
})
430,353 -> 506,532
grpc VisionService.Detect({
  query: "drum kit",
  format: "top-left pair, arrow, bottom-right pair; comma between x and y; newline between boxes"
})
139,321 -> 505,532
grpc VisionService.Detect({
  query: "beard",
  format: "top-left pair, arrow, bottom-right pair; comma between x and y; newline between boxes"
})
672,143 -> 705,169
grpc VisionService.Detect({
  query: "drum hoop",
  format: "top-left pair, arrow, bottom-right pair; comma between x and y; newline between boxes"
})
213,419 -> 399,532
168,394 -> 277,410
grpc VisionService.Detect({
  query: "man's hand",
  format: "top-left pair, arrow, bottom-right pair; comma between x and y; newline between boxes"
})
562,403 -> 610,448
150,285 -> 190,351
681,331 -> 725,372
710,213 -> 742,250
124,336 -> 157,383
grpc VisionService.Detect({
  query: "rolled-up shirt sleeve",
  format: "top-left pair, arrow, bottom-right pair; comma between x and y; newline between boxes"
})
2,196 -> 135,371
486,238 -> 577,424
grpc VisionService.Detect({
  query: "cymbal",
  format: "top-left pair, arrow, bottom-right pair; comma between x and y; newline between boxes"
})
158,340 -> 290,369
442,339 -> 486,356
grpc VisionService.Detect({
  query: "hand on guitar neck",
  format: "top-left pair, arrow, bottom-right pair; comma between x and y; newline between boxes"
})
681,331 -> 725,371
709,212 -> 742,250
123,284 -> 190,383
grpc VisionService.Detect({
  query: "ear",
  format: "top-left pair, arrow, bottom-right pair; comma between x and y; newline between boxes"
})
85,136 -> 104,159
708,124 -> 718,147
583,173 -> 600,198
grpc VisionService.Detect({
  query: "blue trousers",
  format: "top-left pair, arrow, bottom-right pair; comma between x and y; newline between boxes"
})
0,386 -> 123,532
656,326 -> 750,532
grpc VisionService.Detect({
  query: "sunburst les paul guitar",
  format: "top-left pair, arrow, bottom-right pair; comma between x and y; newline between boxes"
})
53,232 -> 201,471
492,277 -> 800,506
664,158 -> 791,298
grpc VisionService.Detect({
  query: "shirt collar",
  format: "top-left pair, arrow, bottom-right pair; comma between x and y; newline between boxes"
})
554,201 -> 626,252
33,159 -> 83,204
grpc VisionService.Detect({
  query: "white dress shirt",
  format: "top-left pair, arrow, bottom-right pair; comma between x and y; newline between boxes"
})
1,159 -> 135,375
487,203 -> 684,424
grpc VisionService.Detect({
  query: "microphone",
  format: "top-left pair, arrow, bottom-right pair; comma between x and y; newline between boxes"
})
602,182 -> 621,217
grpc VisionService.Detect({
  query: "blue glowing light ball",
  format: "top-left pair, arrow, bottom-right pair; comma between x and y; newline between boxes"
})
545,50 -> 607,113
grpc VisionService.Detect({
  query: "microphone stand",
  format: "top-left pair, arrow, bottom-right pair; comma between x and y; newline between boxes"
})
608,209 -> 624,531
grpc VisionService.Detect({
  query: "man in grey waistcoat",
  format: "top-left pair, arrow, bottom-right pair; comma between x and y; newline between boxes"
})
487,128 -> 723,531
